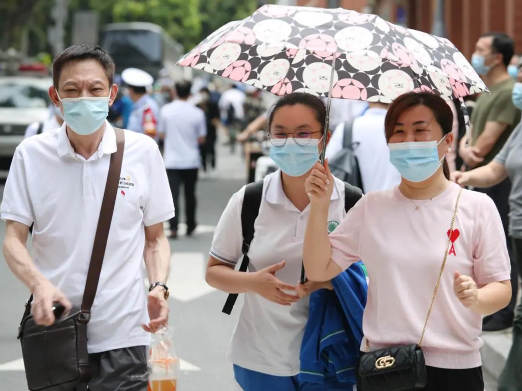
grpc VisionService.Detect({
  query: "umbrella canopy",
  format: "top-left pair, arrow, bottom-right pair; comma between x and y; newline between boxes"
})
177,4 -> 488,102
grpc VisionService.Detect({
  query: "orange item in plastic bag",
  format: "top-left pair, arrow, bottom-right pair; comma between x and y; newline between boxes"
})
148,328 -> 179,391
148,379 -> 177,391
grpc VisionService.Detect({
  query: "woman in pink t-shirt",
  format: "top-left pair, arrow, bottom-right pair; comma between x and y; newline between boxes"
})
303,92 -> 512,391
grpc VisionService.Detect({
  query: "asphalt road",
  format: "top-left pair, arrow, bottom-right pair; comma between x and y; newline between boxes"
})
0,144 -> 498,391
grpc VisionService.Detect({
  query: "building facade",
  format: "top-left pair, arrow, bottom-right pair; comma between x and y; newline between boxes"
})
376,0 -> 522,59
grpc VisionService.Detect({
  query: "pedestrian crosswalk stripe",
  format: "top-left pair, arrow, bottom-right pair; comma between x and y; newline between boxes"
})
0,357 -> 201,372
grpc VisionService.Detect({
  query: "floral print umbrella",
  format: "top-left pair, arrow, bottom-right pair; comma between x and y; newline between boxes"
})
177,4 -> 488,103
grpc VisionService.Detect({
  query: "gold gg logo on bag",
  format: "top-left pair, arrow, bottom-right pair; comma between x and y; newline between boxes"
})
375,355 -> 395,369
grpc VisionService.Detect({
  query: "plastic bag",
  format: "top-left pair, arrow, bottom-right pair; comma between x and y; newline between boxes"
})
148,328 -> 180,391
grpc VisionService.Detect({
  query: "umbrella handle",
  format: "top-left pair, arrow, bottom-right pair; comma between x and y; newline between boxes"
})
321,56 -> 337,164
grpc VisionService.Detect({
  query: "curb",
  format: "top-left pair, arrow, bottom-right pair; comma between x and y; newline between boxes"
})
481,329 -> 512,380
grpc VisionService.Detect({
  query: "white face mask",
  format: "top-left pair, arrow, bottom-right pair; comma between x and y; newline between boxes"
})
57,90 -> 111,136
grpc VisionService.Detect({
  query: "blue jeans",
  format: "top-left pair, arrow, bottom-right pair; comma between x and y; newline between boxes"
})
233,365 -> 356,391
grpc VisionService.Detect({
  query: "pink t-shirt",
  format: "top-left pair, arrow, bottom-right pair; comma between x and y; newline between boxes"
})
329,182 -> 510,369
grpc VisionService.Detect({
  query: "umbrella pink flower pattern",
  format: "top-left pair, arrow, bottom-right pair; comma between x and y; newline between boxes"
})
223,60 -> 252,82
178,4 -> 488,101
332,79 -> 368,100
272,78 -> 293,96
299,34 -> 338,60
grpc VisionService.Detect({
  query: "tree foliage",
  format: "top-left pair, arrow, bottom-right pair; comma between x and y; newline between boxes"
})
2,0 -> 260,54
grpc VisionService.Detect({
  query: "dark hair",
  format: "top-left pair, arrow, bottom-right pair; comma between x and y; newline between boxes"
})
385,92 -> 453,180
129,86 -> 147,94
200,87 -> 210,94
267,92 -> 327,132
52,45 -> 115,88
481,32 -> 514,67
175,80 -> 192,99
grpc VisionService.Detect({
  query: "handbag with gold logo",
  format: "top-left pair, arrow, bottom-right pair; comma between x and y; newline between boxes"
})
358,189 -> 462,391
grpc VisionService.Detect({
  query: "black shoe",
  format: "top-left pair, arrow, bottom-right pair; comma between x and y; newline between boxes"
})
186,225 -> 197,236
482,314 -> 513,332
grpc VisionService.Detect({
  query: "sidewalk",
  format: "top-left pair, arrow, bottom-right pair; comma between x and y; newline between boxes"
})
199,128 -> 247,182
482,328 -> 512,382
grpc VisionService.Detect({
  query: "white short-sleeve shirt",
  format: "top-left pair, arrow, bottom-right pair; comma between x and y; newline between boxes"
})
209,170 -> 348,376
1,121 -> 175,353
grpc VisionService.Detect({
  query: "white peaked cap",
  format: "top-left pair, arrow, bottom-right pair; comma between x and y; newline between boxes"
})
121,68 -> 154,87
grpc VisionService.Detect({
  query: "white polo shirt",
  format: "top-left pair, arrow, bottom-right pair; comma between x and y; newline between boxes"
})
1,121 -> 174,353
209,170 -> 347,376
158,100 -> 207,170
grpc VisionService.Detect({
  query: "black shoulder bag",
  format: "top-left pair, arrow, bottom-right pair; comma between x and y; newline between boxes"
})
358,189 -> 463,391
17,128 -> 125,391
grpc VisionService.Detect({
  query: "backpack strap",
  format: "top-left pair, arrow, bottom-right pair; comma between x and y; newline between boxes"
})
342,117 -> 355,149
344,182 -> 363,213
300,181 -> 363,284
36,122 -> 44,135
222,180 -> 264,315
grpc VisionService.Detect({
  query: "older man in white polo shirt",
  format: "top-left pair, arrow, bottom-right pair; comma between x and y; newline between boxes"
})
1,45 -> 174,391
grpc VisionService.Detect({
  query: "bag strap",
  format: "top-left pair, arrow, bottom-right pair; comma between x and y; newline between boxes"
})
80,128 -> 125,317
418,188 -> 463,346
342,117 -> 355,149
222,180 -> 264,315
344,182 -> 363,213
365,188 -> 463,351
36,122 -> 44,135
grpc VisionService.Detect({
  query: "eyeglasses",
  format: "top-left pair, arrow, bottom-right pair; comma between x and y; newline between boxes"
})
268,130 -> 322,147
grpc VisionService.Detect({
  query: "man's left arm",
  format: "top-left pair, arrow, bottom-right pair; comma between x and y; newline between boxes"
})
473,121 -> 510,157
142,223 -> 171,333
142,141 -> 175,333
474,90 -> 520,157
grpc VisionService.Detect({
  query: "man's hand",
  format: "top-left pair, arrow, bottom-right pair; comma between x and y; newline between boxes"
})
142,287 -> 169,333
31,279 -> 72,326
296,280 -> 333,298
459,146 -> 483,169
251,261 -> 300,305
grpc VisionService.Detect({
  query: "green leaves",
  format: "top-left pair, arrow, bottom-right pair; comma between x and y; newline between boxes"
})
3,0 -> 260,54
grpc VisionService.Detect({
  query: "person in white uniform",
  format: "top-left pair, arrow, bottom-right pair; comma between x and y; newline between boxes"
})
326,102 -> 401,193
122,68 -> 160,139
206,93 -> 359,391
1,45 -> 174,391
24,105 -> 64,138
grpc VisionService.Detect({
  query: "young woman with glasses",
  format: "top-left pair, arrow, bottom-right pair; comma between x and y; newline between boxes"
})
206,92 -> 359,391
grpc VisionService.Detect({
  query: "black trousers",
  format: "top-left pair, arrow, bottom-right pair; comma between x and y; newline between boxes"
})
167,168 -> 198,232
357,366 -> 484,391
474,178 -> 518,317
73,346 -> 148,391
200,140 -> 216,172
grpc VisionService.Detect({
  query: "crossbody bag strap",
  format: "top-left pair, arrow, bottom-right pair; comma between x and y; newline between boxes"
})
365,188 -> 463,351
418,188 -> 463,346
80,128 -> 125,316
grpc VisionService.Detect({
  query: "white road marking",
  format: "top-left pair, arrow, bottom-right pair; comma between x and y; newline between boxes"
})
0,357 -> 201,372
146,252 -> 216,302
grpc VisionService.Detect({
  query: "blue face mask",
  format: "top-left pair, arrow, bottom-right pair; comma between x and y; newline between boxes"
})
269,138 -> 320,177
512,83 -> 522,110
58,92 -> 111,136
508,65 -> 519,79
389,137 -> 446,183
471,54 -> 491,76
